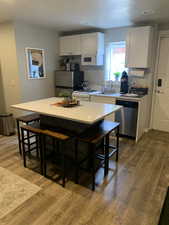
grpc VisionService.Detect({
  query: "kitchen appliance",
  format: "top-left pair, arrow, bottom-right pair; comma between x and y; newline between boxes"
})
115,100 -> 138,138
55,70 -> 84,96
81,81 -> 89,91
129,87 -> 148,95
121,87 -> 148,98
65,58 -> 71,71
81,55 -> 104,66
55,71 -> 84,89
67,62 -> 80,71
120,71 -> 128,93
74,63 -> 80,71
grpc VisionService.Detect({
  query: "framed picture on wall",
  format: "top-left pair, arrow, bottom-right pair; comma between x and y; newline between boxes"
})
25,48 -> 46,79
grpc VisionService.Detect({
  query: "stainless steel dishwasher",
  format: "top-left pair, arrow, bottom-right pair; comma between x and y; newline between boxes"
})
115,100 -> 138,138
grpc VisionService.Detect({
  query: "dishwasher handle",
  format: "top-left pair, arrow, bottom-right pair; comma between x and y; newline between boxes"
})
116,100 -> 138,108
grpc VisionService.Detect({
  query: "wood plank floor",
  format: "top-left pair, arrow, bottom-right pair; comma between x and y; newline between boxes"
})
0,130 -> 169,225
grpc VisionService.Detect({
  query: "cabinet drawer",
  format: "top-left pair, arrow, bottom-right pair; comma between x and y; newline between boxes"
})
91,95 -> 116,104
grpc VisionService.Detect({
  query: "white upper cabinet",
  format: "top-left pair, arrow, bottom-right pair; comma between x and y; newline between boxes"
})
59,35 -> 81,56
59,32 -> 104,57
125,26 -> 153,68
81,32 -> 104,55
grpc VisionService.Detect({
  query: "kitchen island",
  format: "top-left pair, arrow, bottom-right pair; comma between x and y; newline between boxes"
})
12,97 -> 122,189
12,97 -> 122,131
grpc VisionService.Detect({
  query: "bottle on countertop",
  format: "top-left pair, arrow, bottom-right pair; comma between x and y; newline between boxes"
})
65,58 -> 71,71
120,71 -> 129,94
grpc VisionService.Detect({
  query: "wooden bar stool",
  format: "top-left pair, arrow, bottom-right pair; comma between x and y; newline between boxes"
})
21,122 -> 44,174
16,113 -> 40,155
76,120 -> 120,191
42,129 -> 70,187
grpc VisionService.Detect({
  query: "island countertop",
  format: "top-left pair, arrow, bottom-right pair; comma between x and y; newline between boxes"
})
12,97 -> 122,125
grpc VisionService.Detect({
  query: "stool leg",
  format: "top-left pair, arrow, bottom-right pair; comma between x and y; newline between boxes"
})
52,138 -> 55,156
116,126 -> 119,162
39,135 -> 44,175
104,134 -> 109,177
87,142 -> 93,170
27,130 -> 31,156
101,138 -> 105,154
43,135 -> 47,177
56,140 -> 60,154
75,139 -> 79,184
91,144 -> 96,191
21,128 -> 26,167
60,141 -> 66,187
36,135 -> 39,158
17,120 -> 22,155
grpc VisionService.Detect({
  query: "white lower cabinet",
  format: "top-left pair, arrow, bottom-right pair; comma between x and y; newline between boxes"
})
91,94 -> 148,142
90,95 -> 116,121
136,95 -> 148,142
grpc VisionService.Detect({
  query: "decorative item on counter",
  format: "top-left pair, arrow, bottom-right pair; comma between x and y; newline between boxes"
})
113,72 -> 121,81
102,80 -> 114,93
53,92 -> 80,107
112,79 -> 120,93
120,71 -> 129,94
59,91 -> 71,101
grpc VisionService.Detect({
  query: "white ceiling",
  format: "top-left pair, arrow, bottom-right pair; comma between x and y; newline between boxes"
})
0,0 -> 169,31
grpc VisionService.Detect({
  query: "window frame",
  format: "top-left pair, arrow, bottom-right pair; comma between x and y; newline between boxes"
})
105,41 -> 126,81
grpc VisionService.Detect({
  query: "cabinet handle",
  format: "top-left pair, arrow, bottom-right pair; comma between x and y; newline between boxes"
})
157,78 -> 162,87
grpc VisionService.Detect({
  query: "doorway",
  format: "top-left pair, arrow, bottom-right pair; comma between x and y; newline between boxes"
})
152,33 -> 169,132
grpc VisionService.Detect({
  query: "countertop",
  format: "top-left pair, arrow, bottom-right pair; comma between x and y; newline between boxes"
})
90,92 -> 146,102
11,97 -> 122,125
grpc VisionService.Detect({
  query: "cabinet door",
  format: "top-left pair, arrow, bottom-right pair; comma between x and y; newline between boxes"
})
59,35 -> 81,56
71,35 -> 81,55
90,96 -> 116,121
81,33 -> 98,55
125,26 -> 152,68
60,36 -> 72,56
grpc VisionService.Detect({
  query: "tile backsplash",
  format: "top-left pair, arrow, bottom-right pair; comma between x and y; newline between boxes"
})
83,69 -> 153,93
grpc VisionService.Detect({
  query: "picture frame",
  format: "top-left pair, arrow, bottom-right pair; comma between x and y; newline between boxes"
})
25,48 -> 46,79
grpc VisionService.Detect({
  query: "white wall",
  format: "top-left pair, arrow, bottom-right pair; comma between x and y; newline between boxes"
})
0,69 -> 6,113
0,22 -> 21,115
0,22 -> 59,117
14,22 -> 59,102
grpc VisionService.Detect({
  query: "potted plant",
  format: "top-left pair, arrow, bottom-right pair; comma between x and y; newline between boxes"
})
113,72 -> 121,81
59,92 -> 72,103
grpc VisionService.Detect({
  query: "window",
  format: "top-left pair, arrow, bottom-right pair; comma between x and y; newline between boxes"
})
105,41 -> 126,81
